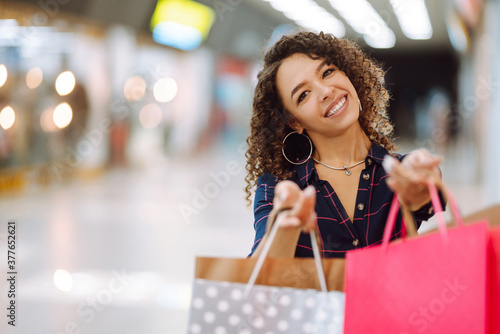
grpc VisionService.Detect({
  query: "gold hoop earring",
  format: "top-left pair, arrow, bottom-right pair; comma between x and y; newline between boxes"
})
282,131 -> 313,165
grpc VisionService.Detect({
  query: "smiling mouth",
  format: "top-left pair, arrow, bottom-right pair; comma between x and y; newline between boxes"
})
325,96 -> 347,117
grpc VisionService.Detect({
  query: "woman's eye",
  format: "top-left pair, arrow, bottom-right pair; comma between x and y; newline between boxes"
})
298,91 -> 308,103
323,68 -> 335,78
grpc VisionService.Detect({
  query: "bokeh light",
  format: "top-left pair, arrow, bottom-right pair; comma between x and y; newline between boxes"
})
139,103 -> 162,129
40,107 -> 57,132
0,106 -> 15,130
55,71 -> 76,96
53,102 -> 73,129
153,77 -> 177,103
53,269 -> 73,292
124,75 -> 147,102
26,67 -> 44,89
0,64 -> 7,88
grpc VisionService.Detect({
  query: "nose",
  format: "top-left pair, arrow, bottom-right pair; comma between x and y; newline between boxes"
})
316,80 -> 333,102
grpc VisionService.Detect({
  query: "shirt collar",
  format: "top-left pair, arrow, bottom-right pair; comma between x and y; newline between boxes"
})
295,142 -> 390,187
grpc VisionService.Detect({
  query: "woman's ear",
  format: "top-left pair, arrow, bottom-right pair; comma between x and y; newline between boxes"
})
288,119 -> 304,134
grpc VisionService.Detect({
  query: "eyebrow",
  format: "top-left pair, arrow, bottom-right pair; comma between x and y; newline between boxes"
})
290,60 -> 328,101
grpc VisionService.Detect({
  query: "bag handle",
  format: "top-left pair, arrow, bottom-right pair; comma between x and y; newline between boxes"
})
382,180 -> 464,251
381,194 -> 416,251
428,179 -> 463,223
244,208 -> 327,297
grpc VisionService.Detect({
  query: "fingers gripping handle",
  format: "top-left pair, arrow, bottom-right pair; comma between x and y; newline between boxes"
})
382,180 -> 463,252
244,209 -> 327,297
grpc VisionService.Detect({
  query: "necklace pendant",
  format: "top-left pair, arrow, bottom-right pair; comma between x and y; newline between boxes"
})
344,167 -> 351,176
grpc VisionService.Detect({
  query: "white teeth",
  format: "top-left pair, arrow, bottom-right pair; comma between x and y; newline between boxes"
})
325,96 -> 346,117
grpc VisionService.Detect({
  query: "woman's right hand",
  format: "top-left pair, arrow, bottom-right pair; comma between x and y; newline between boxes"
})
273,181 -> 317,233
251,181 -> 317,258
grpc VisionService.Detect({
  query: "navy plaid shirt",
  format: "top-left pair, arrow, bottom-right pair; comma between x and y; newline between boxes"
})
249,143 -> 437,258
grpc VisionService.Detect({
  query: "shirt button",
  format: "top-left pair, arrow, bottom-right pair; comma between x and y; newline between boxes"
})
363,173 -> 370,180
357,203 -> 365,211
367,158 -> 372,165
353,239 -> 359,247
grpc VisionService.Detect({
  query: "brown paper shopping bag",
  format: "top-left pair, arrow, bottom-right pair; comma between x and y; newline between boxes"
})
195,256 -> 345,292
195,205 -> 346,292
188,211 -> 346,333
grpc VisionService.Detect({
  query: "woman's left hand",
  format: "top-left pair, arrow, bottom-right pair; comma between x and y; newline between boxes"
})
383,149 -> 442,211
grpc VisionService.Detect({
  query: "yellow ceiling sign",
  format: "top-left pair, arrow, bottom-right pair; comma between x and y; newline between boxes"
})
150,0 -> 215,40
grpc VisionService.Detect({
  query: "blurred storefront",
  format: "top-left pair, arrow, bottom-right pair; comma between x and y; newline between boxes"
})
441,0 -> 500,206
0,1 -> 233,196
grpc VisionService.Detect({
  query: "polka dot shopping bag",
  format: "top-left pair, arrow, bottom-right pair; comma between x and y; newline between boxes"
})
187,217 -> 345,333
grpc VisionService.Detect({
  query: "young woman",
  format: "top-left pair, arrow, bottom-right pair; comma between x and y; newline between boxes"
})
245,31 -> 442,258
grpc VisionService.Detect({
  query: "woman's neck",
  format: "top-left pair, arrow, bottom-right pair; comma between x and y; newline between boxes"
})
310,123 -> 372,166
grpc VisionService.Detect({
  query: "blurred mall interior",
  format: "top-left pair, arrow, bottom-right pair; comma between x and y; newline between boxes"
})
0,0 -> 499,332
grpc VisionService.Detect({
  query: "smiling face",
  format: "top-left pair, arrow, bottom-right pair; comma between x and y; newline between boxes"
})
276,53 -> 361,139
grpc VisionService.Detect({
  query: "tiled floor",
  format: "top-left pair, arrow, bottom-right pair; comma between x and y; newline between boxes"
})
0,141 -> 490,333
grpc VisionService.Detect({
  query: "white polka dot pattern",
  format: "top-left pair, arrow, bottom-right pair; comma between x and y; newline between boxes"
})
277,320 -> 289,331
228,315 -> 240,326
203,311 -> 215,324
305,297 -> 316,308
217,300 -> 229,312
266,305 -> 278,318
206,286 -> 218,298
315,310 -> 328,322
189,323 -> 201,334
278,294 -> 291,306
214,326 -> 227,334
255,291 -> 267,303
242,303 -> 253,314
252,316 -> 265,328
188,279 -> 344,333
230,289 -> 242,301
192,298 -> 204,309
291,308 -> 303,320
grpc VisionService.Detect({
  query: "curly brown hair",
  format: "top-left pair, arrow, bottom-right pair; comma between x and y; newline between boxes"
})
245,31 -> 397,205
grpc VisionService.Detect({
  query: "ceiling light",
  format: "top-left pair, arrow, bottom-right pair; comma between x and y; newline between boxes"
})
55,71 -> 76,96
139,104 -> 163,129
153,78 -> 177,103
26,67 -> 44,89
0,64 -> 7,88
327,0 -> 395,48
0,106 -> 15,130
124,75 -> 146,102
264,0 -> 345,37
53,102 -> 73,129
390,0 -> 433,40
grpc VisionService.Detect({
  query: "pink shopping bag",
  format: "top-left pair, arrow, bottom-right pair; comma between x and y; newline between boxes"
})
489,228 -> 500,334
344,182 -> 489,334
